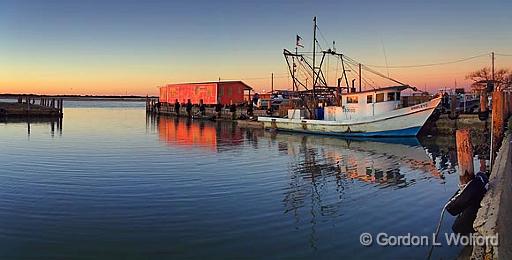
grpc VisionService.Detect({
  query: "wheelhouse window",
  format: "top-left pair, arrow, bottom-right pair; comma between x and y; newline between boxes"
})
346,96 -> 358,103
376,93 -> 385,103
387,92 -> 396,101
367,95 -> 373,103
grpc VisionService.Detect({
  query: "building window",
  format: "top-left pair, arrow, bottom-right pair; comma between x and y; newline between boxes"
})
387,92 -> 395,101
367,95 -> 373,103
376,93 -> 385,103
396,92 -> 401,101
347,96 -> 358,103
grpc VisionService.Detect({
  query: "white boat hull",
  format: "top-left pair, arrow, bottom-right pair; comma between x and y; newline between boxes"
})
258,97 -> 441,137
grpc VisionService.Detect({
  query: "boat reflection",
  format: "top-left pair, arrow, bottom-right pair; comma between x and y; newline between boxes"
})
266,132 -> 443,186
155,116 -> 244,152
262,132 -> 446,251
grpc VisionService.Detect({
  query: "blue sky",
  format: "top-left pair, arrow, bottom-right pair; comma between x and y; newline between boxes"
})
1,0 -> 511,94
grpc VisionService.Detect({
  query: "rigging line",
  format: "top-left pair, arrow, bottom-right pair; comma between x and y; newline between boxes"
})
361,64 -> 407,86
495,53 -> 512,57
380,37 -> 390,77
341,54 -> 407,85
364,53 -> 490,68
316,25 -> 331,49
344,62 -> 359,84
362,77 -> 374,88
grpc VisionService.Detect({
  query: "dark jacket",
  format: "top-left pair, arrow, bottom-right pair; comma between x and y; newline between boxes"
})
186,102 -> 193,112
446,172 -> 489,235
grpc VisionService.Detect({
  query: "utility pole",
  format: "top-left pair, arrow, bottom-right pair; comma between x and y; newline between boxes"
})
271,73 -> 274,93
492,51 -> 495,90
358,63 -> 362,92
312,16 -> 317,98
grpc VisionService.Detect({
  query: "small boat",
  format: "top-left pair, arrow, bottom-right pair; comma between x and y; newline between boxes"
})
259,86 -> 440,137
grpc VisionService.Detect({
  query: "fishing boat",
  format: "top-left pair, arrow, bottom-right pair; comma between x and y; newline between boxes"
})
258,17 -> 441,137
259,86 -> 441,137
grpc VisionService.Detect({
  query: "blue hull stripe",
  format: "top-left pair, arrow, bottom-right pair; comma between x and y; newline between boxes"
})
277,126 -> 422,137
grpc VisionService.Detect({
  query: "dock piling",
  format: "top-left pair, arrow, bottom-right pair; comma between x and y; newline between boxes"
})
450,95 -> 458,119
456,129 -> 474,177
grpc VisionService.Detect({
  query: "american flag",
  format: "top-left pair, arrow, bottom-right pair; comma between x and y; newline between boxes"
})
296,35 -> 304,48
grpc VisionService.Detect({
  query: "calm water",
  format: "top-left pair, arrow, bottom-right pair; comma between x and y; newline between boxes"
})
0,101 -> 485,259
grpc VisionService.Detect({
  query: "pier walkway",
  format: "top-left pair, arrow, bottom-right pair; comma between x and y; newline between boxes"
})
0,97 -> 63,118
472,118 -> 512,259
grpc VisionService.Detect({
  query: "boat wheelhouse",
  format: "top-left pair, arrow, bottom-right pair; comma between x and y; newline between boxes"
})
327,86 -> 405,121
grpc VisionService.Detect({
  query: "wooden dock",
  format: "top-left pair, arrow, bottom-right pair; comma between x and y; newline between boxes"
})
0,96 -> 63,118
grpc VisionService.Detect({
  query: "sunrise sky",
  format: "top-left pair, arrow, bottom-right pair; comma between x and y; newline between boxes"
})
1,0 -> 511,96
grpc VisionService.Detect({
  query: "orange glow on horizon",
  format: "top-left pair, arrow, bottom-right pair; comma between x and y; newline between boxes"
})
1,54 -> 510,96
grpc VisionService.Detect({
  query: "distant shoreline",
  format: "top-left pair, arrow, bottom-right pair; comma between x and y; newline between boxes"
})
0,94 -> 157,102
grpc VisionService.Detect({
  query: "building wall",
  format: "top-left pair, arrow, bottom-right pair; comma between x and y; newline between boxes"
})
160,82 -> 248,105
161,83 -> 218,104
218,82 -> 245,105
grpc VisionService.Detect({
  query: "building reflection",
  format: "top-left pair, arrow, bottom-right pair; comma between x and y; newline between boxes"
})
154,115 -> 244,152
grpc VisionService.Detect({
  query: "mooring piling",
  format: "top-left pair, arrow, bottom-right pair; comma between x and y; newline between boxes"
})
456,129 -> 474,176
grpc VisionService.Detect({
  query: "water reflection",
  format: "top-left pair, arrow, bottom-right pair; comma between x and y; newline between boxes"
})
0,117 -> 63,137
154,115 -> 244,152
150,114 -> 487,256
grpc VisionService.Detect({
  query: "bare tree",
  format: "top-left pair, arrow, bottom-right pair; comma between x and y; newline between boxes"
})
466,67 -> 511,91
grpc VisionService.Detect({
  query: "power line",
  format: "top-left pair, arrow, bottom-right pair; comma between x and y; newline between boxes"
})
221,73 -> 289,81
364,53 -> 490,68
496,53 -> 512,57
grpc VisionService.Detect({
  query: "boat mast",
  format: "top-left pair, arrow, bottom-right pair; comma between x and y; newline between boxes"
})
312,16 -> 317,99
359,63 -> 362,92
293,46 -> 297,92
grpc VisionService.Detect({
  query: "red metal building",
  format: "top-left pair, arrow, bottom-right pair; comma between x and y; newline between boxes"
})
159,81 -> 253,105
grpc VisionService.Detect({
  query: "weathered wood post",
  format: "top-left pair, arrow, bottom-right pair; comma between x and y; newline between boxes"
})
505,92 -> 511,120
456,129 -> 474,177
271,118 -> 277,130
56,99 -> 62,115
491,91 -> 505,165
507,92 -> 510,118
450,95 -> 458,119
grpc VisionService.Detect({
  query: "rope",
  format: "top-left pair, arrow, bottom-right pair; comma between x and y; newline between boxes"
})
427,181 -> 472,259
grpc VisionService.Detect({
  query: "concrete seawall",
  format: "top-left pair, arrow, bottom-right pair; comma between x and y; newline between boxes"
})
472,118 -> 512,259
